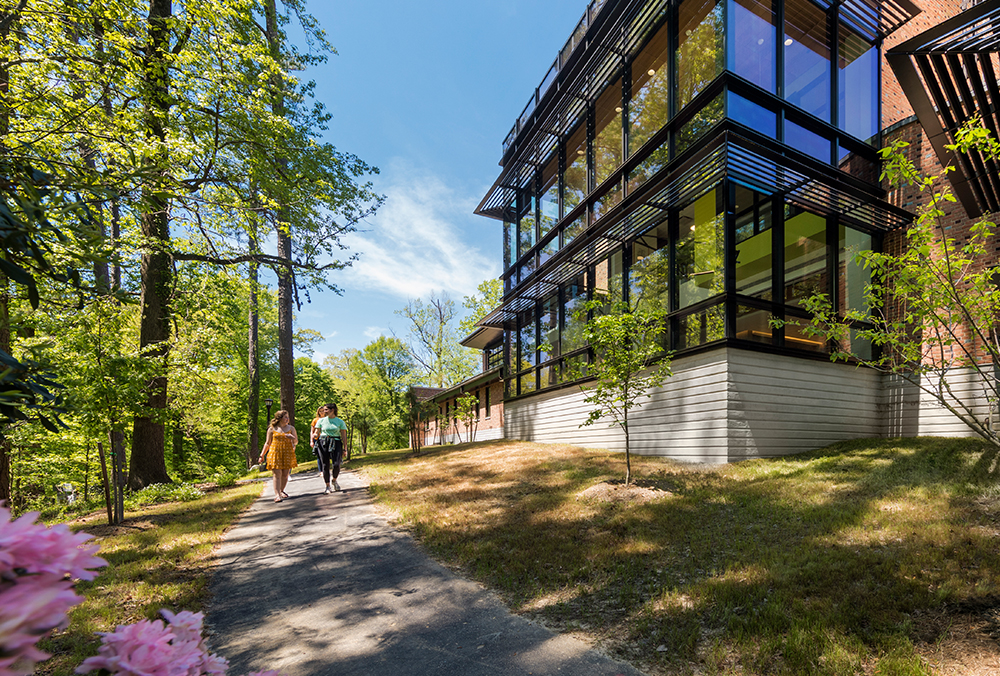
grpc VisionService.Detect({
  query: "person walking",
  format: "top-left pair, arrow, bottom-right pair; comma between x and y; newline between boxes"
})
310,405 -> 327,473
259,410 -> 298,502
314,403 -> 347,493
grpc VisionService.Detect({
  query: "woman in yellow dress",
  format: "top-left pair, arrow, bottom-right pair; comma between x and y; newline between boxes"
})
258,410 -> 298,502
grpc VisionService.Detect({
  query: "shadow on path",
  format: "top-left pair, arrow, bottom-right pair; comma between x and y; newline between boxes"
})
205,469 -> 645,676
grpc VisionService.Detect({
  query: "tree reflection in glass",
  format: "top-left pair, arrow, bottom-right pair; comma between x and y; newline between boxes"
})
677,188 -> 725,309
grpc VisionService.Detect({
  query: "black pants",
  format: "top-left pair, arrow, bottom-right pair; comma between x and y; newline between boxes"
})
315,436 -> 343,484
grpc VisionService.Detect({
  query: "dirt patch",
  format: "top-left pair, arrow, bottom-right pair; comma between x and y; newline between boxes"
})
576,480 -> 671,505
911,600 -> 1000,676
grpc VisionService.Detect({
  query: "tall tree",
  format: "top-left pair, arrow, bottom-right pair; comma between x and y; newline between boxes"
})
459,278 -> 503,337
397,293 -> 477,388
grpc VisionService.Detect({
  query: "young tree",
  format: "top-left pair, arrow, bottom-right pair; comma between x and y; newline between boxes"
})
454,392 -> 478,444
573,299 -> 672,484
799,122 -> 1000,448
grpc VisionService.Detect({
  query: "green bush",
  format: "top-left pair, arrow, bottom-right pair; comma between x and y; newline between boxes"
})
124,483 -> 203,509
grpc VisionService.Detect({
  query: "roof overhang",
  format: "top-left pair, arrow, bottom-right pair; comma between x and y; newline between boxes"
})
887,0 -> 1000,218
460,326 -> 504,350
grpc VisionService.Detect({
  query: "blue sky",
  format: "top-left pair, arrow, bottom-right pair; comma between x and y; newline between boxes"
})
285,1 -> 587,362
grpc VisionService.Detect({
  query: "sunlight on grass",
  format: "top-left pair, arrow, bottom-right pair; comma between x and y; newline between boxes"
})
358,437 -> 1000,676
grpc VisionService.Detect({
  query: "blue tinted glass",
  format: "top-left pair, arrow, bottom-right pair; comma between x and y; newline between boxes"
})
784,0 -> 831,121
727,92 -> 776,137
784,120 -> 830,163
838,24 -> 878,143
728,0 -> 776,92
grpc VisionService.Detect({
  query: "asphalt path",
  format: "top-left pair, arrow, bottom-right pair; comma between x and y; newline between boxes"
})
205,468 -> 647,676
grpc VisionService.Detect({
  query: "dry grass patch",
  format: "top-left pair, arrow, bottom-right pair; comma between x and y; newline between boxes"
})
355,437 -> 1000,676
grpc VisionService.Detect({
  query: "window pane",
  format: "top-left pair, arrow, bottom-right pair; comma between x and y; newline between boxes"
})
630,220 -> 670,314
729,0 -> 776,91
677,93 -> 724,155
519,372 -> 537,395
563,272 -> 590,352
595,79 -> 624,186
678,188 -> 725,309
728,91 -> 776,136
838,19 -> 878,144
677,304 -> 725,349
785,119 -> 830,163
677,0 -> 724,111
838,224 -> 871,317
784,317 -> 826,352
564,213 -> 586,247
540,154 -> 560,238
594,249 -> 624,306
518,308 -> 536,369
734,184 -> 773,300
784,0 -> 831,121
518,193 -> 536,257
503,218 -> 514,270
541,295 -> 560,361
630,22 -> 671,157
594,186 -> 622,221
564,123 -> 588,212
837,144 -> 878,182
784,205 -> 827,308
539,363 -> 558,390
736,305 -> 772,343
628,143 -> 669,194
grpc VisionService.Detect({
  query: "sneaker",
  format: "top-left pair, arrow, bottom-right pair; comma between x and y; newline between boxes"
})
333,481 -> 341,492
323,485 -> 332,494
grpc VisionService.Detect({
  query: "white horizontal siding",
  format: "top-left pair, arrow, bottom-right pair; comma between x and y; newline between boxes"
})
882,369 -> 993,439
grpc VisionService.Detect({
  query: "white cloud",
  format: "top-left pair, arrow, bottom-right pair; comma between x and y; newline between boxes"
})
341,160 -> 500,301
363,326 -> 387,340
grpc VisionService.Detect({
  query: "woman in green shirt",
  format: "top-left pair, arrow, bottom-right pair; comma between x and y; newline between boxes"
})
314,403 -> 347,493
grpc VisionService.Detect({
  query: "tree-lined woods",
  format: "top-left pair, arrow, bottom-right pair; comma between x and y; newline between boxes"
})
0,0 -> 381,513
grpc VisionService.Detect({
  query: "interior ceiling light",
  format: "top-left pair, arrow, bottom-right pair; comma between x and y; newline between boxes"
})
784,38 -> 794,46
577,149 -> 585,154
648,69 -> 656,76
615,106 -> 623,112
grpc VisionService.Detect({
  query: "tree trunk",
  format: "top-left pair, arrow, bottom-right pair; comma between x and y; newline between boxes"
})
246,236 -> 260,468
129,0 -> 174,490
97,441 -> 113,524
264,0 -> 295,424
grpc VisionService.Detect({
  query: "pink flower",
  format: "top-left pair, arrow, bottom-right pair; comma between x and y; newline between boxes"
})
0,575 -> 84,676
0,508 -> 106,582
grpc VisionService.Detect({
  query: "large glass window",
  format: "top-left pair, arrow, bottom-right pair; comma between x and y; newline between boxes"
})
630,220 -> 671,314
630,22 -> 671,157
503,217 -> 514,271
677,0 -> 724,112
563,272 -> 590,352
838,19 -> 878,144
595,79 -> 624,188
563,123 -> 588,214
678,188 -> 725,309
784,0 -> 831,121
517,307 -> 537,394
838,224 -> 871,317
518,192 -> 536,258
734,184 -> 772,300
728,0 -> 776,91
540,155 -> 559,237
784,205 -> 827,308
784,119 -> 830,163
541,295 -> 560,361
595,248 -> 625,306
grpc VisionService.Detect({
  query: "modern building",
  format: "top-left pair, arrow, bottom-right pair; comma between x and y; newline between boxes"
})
474,0 -> 994,462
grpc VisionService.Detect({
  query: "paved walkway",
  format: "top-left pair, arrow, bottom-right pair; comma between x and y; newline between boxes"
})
205,469 -> 646,676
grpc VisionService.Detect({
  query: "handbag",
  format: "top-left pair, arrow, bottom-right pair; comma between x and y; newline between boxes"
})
258,449 -> 269,471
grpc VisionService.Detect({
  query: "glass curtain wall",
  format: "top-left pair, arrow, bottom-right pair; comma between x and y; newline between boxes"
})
594,79 -> 625,220
629,21 -> 671,192
728,0 -> 776,91
677,188 -> 725,309
676,0 -> 724,111
838,17 -> 878,144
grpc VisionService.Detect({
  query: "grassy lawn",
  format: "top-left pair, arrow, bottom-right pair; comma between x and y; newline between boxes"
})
35,480 -> 264,676
352,438 -> 1000,676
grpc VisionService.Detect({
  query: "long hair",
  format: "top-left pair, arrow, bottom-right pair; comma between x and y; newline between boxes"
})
269,410 -> 289,430
325,403 -> 338,416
